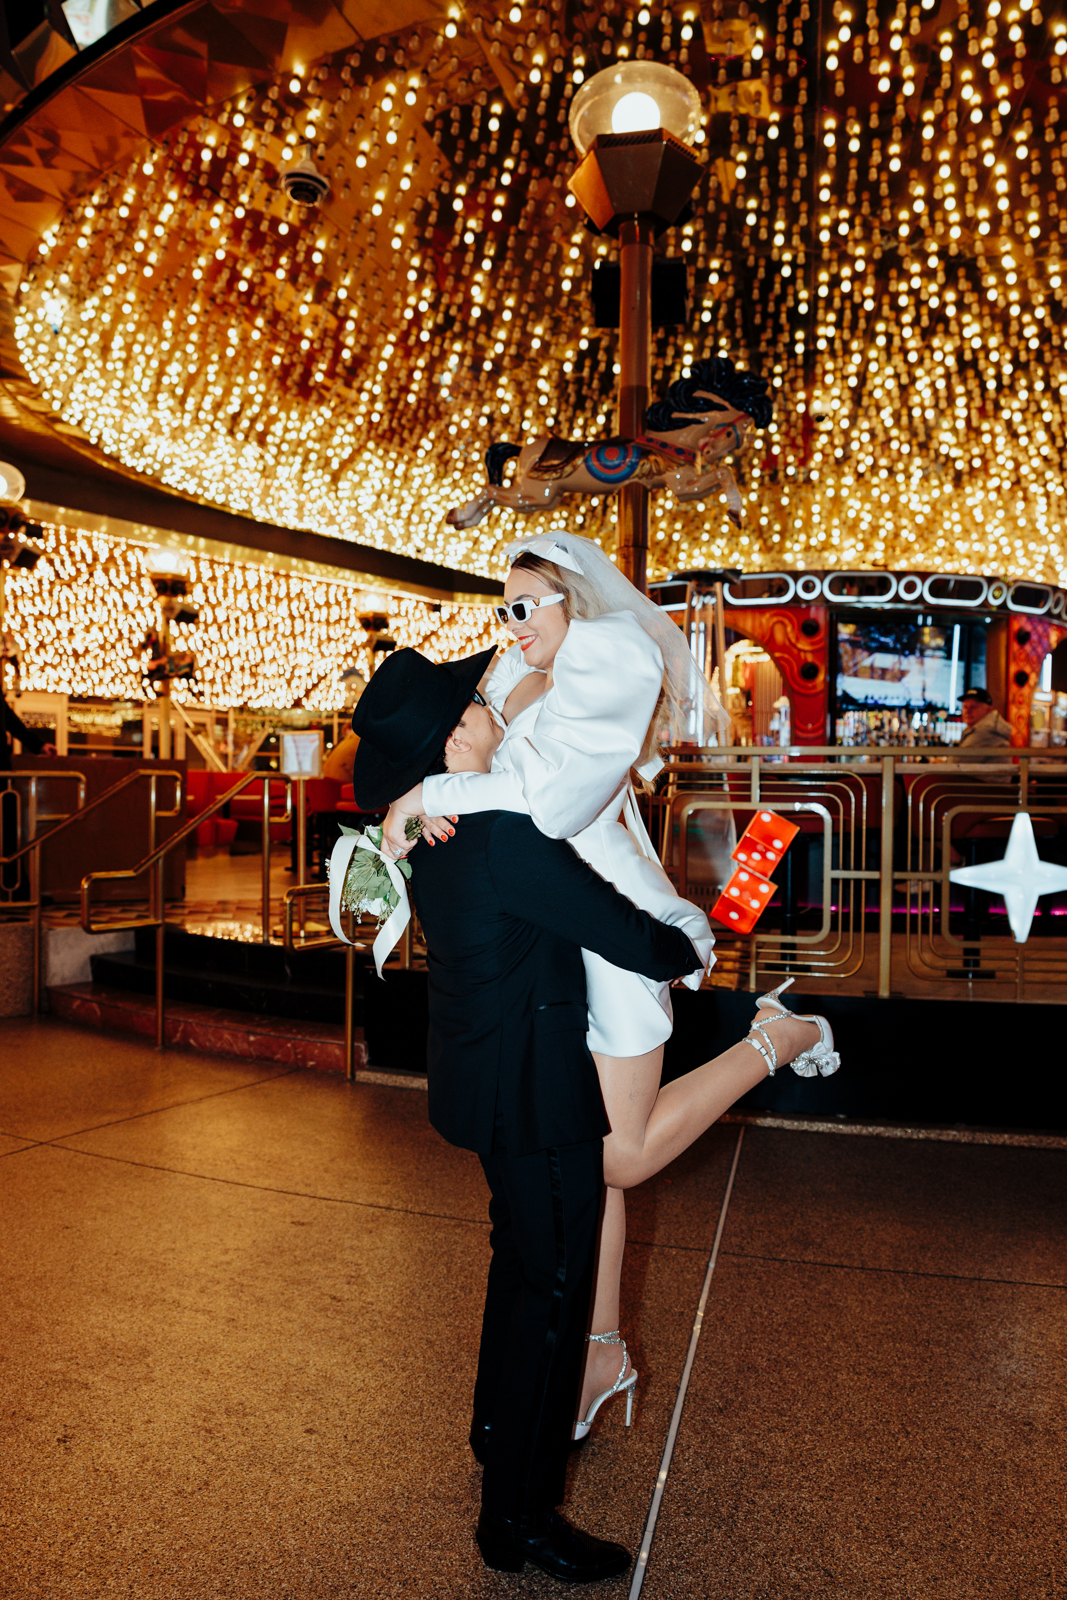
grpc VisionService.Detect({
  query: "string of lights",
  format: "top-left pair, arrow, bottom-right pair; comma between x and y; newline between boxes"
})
6,0 -> 1067,587
2,518 -> 502,707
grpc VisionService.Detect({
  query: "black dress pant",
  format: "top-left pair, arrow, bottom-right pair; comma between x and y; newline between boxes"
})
474,1133 -> 603,1521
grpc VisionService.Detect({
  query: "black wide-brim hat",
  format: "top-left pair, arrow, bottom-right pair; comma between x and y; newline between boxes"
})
350,644 -> 498,809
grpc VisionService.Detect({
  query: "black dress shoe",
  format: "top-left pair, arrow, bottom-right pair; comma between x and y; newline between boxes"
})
476,1507 -> 630,1582
469,1415 -> 490,1466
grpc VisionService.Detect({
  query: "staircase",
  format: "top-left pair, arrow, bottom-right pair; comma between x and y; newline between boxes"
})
93,927 -> 352,1024
46,925 -> 430,1080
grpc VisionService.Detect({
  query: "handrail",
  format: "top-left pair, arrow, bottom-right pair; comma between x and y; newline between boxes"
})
282,883 -> 359,1080
81,771 -> 293,1048
0,766 -> 181,868
282,881 -> 344,953
661,744 -> 1067,762
1,770 -> 88,902
1,766 -> 181,1012
280,880 -> 418,1080
81,771 -> 291,931
81,771 -> 275,899
0,769 -> 88,817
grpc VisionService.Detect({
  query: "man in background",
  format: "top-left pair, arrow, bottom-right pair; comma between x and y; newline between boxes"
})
958,686 -> 1011,756
321,726 -> 360,786
0,693 -> 54,770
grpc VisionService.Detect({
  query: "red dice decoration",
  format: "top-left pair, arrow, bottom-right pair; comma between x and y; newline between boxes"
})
710,809 -> 799,933
712,865 -> 776,932
732,809 -> 799,872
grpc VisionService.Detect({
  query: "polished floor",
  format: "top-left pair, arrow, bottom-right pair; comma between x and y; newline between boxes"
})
1,1017 -> 1063,1598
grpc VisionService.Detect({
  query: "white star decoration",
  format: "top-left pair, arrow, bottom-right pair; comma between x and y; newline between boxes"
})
949,813 -> 1067,944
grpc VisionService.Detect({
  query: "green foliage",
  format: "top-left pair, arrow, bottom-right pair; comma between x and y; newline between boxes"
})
331,824 -> 411,925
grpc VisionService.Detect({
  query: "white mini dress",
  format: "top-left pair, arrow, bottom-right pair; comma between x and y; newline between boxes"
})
421,611 -> 714,1057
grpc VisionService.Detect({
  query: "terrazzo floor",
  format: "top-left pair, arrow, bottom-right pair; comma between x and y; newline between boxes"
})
1,1017 -> 1063,1599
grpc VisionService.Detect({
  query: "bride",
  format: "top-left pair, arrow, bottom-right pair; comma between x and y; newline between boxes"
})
381,532 -> 839,1436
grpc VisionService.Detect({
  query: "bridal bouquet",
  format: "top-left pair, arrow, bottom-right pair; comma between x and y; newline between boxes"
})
327,819 -> 420,927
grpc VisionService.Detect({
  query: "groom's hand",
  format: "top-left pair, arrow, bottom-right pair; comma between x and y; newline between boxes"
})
383,787 -> 456,857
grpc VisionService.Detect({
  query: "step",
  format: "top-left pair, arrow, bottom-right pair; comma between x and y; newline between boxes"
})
135,925 -> 357,989
91,951 -> 355,1026
47,981 -> 380,1077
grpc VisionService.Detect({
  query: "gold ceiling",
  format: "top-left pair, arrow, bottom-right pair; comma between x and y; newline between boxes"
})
1,0 -> 1066,585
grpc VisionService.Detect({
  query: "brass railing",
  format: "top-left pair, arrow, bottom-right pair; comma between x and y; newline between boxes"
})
4,765 -> 424,1064
0,767 -> 179,1009
10,746 -> 1065,1062
654,746 -> 1067,1000
81,772 -> 291,1047
280,880 -> 416,1081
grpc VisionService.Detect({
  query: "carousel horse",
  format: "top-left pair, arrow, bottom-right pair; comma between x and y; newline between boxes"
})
445,356 -> 772,531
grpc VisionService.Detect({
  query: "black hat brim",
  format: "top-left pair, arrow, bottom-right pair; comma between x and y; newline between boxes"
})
350,644 -> 498,809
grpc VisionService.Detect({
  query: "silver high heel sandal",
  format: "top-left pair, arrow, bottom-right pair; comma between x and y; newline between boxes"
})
744,978 -> 841,1078
572,1331 -> 638,1442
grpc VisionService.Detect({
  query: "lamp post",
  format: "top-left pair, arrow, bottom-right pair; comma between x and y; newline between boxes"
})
145,547 -> 193,760
568,62 -> 705,594
0,465 -> 42,760
0,464 -> 30,700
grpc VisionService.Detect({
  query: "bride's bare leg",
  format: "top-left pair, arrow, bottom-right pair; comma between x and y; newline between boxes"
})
576,1016 -> 821,1425
579,1186 -> 631,1419
577,1047 -> 664,1419
598,1013 -> 819,1191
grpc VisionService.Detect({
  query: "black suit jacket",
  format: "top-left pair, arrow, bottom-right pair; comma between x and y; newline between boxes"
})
409,811 -> 702,1157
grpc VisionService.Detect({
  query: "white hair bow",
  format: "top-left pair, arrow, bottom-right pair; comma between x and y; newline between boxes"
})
507,536 -> 584,575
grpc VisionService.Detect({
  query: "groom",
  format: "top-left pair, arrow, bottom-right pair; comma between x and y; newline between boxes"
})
350,646 -> 701,1584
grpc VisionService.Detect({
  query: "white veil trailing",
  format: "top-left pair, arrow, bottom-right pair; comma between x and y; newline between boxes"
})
502,533 -> 731,755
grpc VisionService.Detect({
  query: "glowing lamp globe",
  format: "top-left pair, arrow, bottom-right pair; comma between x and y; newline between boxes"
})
145,546 -> 191,579
146,545 -> 192,602
0,462 -> 26,504
612,91 -> 661,134
568,62 -> 702,159
566,62 -> 704,236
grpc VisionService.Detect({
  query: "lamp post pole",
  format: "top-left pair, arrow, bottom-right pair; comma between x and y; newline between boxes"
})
0,560 -> 6,698
146,549 -> 192,762
616,218 -> 655,594
158,602 -> 173,760
566,64 -> 704,597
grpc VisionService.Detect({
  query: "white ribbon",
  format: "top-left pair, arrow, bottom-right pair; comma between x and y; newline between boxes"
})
507,535 -> 585,575
327,831 -> 412,980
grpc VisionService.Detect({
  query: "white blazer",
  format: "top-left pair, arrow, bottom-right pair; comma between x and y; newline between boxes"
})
422,611 -> 714,1056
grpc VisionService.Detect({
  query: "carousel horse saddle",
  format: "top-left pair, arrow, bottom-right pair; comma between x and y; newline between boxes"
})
525,434 -> 636,481
527,435 -> 597,480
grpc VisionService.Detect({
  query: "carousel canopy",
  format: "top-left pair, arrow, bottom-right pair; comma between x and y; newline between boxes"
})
0,0 -> 1063,586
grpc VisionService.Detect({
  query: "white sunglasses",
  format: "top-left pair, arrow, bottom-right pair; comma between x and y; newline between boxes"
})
493,593 -> 565,626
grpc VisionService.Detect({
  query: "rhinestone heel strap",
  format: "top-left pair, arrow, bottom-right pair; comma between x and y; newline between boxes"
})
573,1331 -> 638,1442
743,978 -> 841,1079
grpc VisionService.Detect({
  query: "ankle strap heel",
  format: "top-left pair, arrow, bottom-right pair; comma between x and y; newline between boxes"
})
573,1331 -> 638,1442
743,980 -> 841,1079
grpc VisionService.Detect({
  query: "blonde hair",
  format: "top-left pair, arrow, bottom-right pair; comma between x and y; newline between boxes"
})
510,552 -> 665,788
509,552 -> 612,623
